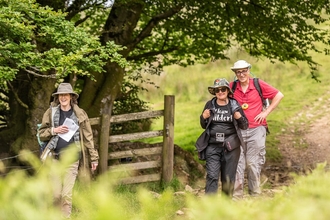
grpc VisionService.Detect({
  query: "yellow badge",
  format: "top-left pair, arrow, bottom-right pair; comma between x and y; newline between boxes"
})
242,103 -> 249,110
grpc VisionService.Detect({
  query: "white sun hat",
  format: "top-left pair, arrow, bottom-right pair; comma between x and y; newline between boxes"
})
230,60 -> 252,71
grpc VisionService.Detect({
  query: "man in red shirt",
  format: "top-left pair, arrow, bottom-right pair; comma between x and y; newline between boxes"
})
229,60 -> 284,199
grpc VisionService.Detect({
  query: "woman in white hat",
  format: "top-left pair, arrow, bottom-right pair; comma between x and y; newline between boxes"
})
199,78 -> 248,197
38,83 -> 99,217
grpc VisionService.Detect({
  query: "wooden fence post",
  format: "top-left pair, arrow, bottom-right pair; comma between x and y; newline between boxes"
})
99,99 -> 111,174
161,95 -> 175,183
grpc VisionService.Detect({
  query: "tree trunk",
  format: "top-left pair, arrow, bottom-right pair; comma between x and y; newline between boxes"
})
0,72 -> 56,156
78,3 -> 143,173
79,2 -> 143,117
0,1 -> 143,166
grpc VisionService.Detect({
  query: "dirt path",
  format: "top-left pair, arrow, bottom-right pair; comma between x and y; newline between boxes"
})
280,95 -> 330,168
263,93 -> 330,189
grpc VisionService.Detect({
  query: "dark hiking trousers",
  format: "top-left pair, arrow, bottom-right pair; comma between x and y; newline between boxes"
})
205,143 -> 241,196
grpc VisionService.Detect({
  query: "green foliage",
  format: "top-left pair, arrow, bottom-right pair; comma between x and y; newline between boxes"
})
111,77 -> 153,135
187,164 -> 330,220
0,0 -> 127,82
115,0 -> 330,80
0,148 -> 77,220
1,153 -> 330,219
0,0 -> 129,133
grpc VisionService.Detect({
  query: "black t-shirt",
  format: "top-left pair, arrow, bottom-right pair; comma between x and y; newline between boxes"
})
55,108 -> 74,154
208,102 -> 236,144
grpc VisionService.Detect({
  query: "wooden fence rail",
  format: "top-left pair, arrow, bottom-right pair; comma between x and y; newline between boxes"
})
90,95 -> 175,184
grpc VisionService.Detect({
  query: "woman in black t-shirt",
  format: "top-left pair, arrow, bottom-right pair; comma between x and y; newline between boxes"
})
199,78 -> 248,197
38,83 -> 99,217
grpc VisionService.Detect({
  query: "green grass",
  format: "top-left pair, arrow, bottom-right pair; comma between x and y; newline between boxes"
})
138,53 -> 330,162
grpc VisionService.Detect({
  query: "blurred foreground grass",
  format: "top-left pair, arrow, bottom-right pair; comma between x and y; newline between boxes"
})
1,150 -> 330,219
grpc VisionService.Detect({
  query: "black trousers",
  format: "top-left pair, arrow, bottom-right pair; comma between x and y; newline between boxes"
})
205,143 -> 241,196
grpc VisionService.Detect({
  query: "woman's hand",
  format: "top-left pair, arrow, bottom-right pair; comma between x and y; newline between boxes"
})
203,109 -> 211,119
234,111 -> 242,120
91,162 -> 98,171
54,125 -> 69,134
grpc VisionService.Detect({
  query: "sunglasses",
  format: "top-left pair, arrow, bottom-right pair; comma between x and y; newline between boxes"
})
214,87 -> 227,93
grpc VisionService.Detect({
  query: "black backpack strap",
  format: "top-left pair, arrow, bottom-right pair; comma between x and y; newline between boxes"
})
253,78 -> 267,107
232,78 -> 265,107
231,80 -> 238,93
253,78 -> 270,134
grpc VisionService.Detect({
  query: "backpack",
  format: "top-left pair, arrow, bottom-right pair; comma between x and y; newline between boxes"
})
37,124 -> 48,155
231,78 -> 269,110
37,106 -> 56,156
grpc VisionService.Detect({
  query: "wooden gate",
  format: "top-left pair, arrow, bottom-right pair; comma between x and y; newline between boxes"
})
89,95 -> 175,184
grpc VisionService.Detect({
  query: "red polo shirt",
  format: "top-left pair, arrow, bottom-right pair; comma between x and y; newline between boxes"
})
229,78 -> 279,128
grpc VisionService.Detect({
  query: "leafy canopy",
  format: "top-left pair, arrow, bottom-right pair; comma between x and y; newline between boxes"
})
0,0 -> 127,85
107,0 -> 330,80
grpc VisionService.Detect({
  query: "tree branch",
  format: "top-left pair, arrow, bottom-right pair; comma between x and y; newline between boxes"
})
128,4 -> 183,49
127,47 -> 178,61
65,0 -> 87,20
7,82 -> 29,110
74,15 -> 91,27
65,0 -> 107,21
24,68 -> 56,78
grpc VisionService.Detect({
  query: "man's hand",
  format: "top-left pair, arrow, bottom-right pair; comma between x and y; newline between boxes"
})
254,111 -> 269,124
